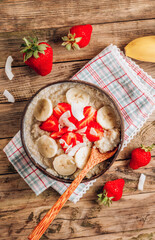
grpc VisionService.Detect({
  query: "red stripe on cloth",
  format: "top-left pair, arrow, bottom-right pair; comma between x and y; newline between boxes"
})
11,141 -> 47,189
121,94 -> 144,110
24,169 -> 37,179
8,146 -> 23,158
103,74 -> 126,88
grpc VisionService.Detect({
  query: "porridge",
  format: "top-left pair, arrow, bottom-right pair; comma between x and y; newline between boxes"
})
23,82 -> 121,180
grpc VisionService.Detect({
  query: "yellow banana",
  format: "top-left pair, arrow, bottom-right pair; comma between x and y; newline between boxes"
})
125,36 -> 155,63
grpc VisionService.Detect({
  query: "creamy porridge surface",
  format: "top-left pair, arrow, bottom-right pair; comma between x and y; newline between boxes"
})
23,82 -> 121,180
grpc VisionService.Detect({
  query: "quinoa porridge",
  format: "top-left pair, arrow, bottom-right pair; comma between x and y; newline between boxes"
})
23,82 -> 121,180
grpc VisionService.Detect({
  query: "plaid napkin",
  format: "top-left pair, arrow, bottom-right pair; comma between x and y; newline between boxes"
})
3,45 -> 155,203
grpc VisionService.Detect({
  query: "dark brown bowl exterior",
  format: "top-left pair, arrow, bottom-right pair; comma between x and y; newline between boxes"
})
21,80 -> 124,183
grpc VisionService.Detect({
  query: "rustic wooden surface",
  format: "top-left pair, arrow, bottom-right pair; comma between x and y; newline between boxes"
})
0,1 -> 155,240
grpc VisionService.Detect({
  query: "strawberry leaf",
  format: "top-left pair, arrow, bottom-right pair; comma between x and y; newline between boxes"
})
33,50 -> 39,58
38,44 -> 48,51
73,43 -> 80,50
24,50 -> 33,61
75,37 -> 82,43
23,37 -> 31,46
66,43 -> 71,51
141,144 -> 155,152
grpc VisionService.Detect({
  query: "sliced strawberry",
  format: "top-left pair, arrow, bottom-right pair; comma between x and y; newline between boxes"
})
50,127 -> 69,139
86,122 -> 103,142
77,106 -> 97,129
59,132 -> 83,153
59,110 -> 78,131
40,115 -> 59,132
53,103 -> 71,119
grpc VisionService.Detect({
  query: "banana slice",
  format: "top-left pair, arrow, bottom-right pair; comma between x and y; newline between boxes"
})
53,154 -> 77,176
97,106 -> 116,130
75,146 -> 91,169
34,98 -> 53,121
37,135 -> 58,158
66,88 -> 90,106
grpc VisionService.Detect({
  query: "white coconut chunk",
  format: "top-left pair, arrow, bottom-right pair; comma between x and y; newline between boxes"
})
71,103 -> 85,121
3,90 -> 15,103
90,127 -> 98,136
5,56 -> 14,80
138,173 -> 146,191
67,142 -> 86,156
59,110 -> 76,131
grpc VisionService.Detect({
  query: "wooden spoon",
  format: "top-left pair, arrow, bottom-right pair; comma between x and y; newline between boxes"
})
28,147 -> 118,240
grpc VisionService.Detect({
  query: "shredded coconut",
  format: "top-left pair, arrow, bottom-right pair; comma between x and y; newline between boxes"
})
5,56 -> 14,80
3,89 -> 15,103
138,173 -> 146,191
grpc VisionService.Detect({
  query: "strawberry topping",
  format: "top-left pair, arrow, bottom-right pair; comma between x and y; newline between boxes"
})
53,103 -> 71,119
77,106 -> 97,129
86,122 -> 103,142
50,127 -> 69,139
59,132 -> 83,153
40,115 -> 59,132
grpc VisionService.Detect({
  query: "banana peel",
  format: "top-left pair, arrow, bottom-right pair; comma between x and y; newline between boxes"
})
125,36 -> 155,63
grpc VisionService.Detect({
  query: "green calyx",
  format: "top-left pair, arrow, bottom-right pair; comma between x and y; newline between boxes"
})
97,189 -> 114,207
62,33 -> 82,50
141,144 -> 155,152
20,37 -> 49,62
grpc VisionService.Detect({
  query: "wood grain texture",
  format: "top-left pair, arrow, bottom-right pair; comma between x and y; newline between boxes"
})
0,1 -> 155,239
0,59 -> 155,104
0,0 -> 155,33
0,19 -> 155,68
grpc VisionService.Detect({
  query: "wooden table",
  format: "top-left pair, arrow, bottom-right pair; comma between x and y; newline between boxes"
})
0,1 -> 155,239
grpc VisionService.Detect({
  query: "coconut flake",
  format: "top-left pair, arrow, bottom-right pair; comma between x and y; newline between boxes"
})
71,103 -> 85,121
138,174 -> 146,191
76,126 -> 87,134
5,56 -> 14,80
67,142 -> 86,156
59,110 -> 77,131
3,90 -> 15,103
90,127 -> 98,136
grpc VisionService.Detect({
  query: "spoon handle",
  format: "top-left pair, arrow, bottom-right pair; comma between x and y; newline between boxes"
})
28,165 -> 91,240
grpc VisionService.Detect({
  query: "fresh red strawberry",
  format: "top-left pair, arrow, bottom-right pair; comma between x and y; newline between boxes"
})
98,179 -> 125,206
50,127 -> 68,139
129,144 -> 154,170
77,106 -> 97,129
62,24 -> 92,50
86,121 -> 103,142
20,37 -> 53,76
53,103 -> 71,119
59,132 -> 83,152
40,115 -> 59,132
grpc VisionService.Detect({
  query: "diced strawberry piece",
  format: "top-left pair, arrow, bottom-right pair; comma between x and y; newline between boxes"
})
40,115 -> 59,132
50,127 -> 69,139
53,103 -> 71,119
86,122 -> 103,142
59,110 -> 78,130
59,132 -> 83,153
77,106 -> 97,129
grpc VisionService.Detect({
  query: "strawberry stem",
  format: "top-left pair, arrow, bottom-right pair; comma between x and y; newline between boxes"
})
20,36 -> 49,62
62,32 -> 82,50
141,144 -> 155,152
97,190 -> 114,206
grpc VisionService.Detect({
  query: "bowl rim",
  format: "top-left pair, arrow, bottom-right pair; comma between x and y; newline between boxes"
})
21,79 -> 124,183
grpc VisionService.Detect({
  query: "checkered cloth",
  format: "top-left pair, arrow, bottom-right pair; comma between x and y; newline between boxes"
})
3,45 -> 155,203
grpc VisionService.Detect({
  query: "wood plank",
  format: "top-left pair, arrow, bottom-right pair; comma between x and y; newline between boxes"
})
0,58 -> 155,104
0,0 -> 155,33
0,187 -> 155,239
0,19 -> 155,67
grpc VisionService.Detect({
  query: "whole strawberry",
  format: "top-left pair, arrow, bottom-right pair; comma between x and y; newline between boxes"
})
20,37 -> 53,76
98,179 -> 125,206
129,144 -> 154,170
62,24 -> 92,50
